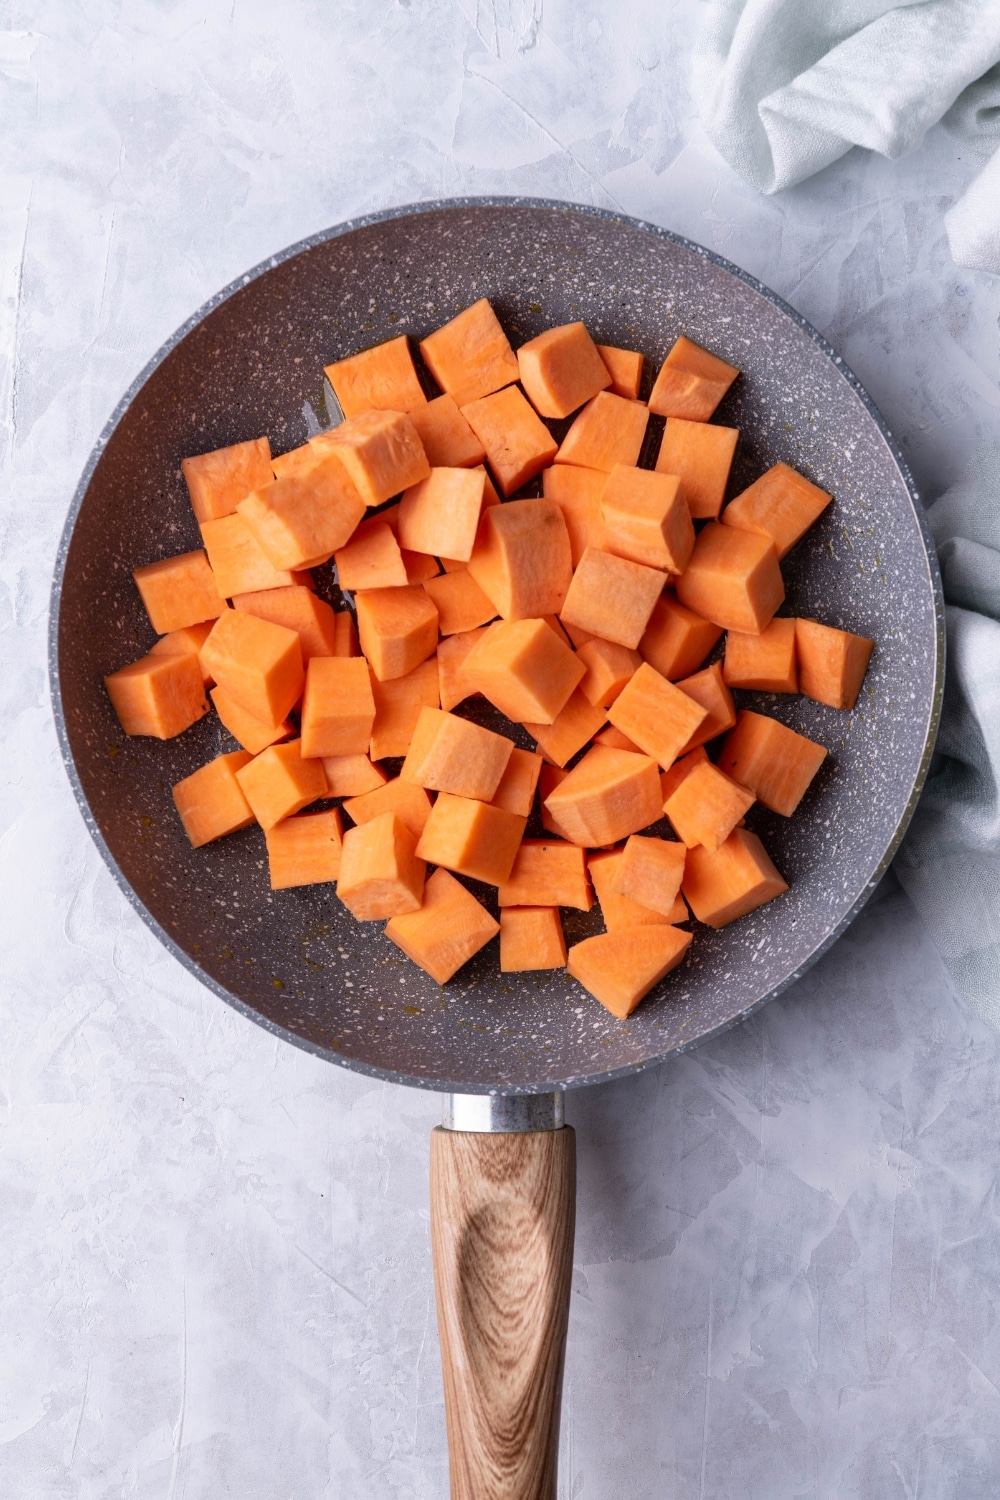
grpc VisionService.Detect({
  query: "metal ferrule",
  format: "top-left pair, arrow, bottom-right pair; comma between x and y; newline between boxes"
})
443,1092 -> 565,1133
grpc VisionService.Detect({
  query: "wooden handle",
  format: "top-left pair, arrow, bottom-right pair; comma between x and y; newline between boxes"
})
430,1126 -> 576,1500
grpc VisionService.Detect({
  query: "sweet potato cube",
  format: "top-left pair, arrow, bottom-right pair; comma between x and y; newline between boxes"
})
200,514 -> 311,597
656,418 -> 739,520
567,926 -> 693,1018
542,745 -> 662,846
337,812 -> 426,920
402,549 -> 442,584
610,835 -> 686,916
406,393 -> 487,468
401,706 -> 513,801
266,808 -> 344,889
560,547 -> 666,650
312,409 -> 430,508
235,740 -> 327,830
398,467 -> 487,563
795,618 -> 874,710
385,867 -> 499,983
536,765 -> 568,837
600,466 -> 694,573
463,617 -> 584,724
333,610 -> 359,657
437,625 -> 490,712
468,498 -> 573,620
500,907 -> 567,971
201,609 -> 304,725
271,444 -> 321,482
419,299 -> 519,409
718,709 -> 827,817
593,725 -> 642,753
597,345 -> 643,401
525,689 -> 606,768
324,335 -> 426,419
416,793 -> 525,885
675,661 -> 737,752
517,321 -> 611,419
334,519 -> 408,590
542,464 -> 608,565
300,657 -> 376,758
422,570 -> 497,635
589,848 -> 679,932
724,618 -> 798,693
648,336 -> 739,422
682,828 -> 788,927
639,591 -> 723,680
150,621 -> 215,682
723,462 -> 832,558
238,456 -> 367,571
369,657 -> 440,759
182,437 -> 273,524
355,585 -> 439,681
575,638 -> 640,708
555,392 -> 649,473
498,840 -> 593,911
659,746 -> 709,804
608,662 -> 708,768
105,652 -> 209,739
210,685 -> 293,756
133,550 -> 227,634
343,776 -> 434,839
172,750 -> 254,847
320,754 -> 387,797
663,761 -> 754,853
676,523 -> 784,635
231,585 -> 338,662
461,386 -> 558,496
491,747 -> 544,817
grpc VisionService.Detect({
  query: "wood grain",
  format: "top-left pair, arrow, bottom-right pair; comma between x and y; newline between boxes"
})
430,1126 -> 576,1500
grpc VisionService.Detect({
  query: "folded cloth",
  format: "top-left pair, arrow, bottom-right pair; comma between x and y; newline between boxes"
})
895,446 -> 1000,1028
695,0 -> 1000,273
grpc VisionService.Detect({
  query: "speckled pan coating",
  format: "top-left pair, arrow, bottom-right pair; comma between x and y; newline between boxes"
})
50,199 -> 944,1095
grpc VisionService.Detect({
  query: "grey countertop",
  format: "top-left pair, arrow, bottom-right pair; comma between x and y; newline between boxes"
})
4,4 -> 1000,1496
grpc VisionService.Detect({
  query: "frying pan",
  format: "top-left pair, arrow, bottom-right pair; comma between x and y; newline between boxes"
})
50,198 -> 944,1496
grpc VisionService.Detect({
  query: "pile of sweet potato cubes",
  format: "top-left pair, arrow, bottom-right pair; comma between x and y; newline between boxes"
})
105,299 -> 874,1019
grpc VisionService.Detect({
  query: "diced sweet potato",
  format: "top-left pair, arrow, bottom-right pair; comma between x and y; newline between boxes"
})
517,321 -> 611,419
300,656 -> 376,758
607,662 -> 708,768
600,466 -> 694,573
542,745 -> 662,845
461,386 -> 559,496
355,585 -> 439,681
500,907 -> 567,971
682,828 -> 788,927
718,709 -> 827,816
172,750 -> 254,847
419,299 -> 520,408
597,345 -> 643,401
655,418 -> 739,520
133,550 -> 227,635
333,610 -> 359,657
149,621 -> 216,683
334,519 -> 408,590
542,464 -> 608,564
663,761 -> 754,853
608,835 -> 686,916
324,335 -> 427,418
462,617 -> 584,724
402,548 -> 442,585
555,392 -> 648,473
210,685 -> 294,756
724,618 -> 798,693
675,523 -> 784,635
525,689 -> 606,767
311,409 -> 430,507
498,840 -> 592,911
648,336 -> 739,422
723,462 -> 832,558
271,444 -> 321,482
575,638 -> 640,708
200,514 -> 311,597
639,591 -> 723,680
437,625 -> 490,712
491,747 -> 544,817
182,437 -> 273,524
593,725 -> 642,753
397,467 -> 487,563
675,661 -> 737,751
337,812 -> 426,920
343,776 -> 434,839
538,764 -> 570,838
795,618 -> 874,710
659,746 -> 709,804
235,740 -> 328,831
589,848 -> 680,932
369,657 -> 440,759
567,926 -> 692,1018
266,808 -> 344,889
201,609 -> 304,725
401,706 -> 513,801
422,569 -> 497,635
385,867 -> 499,983
416,793 -> 525,885
468,498 -> 573,620
105,652 -> 210,739
237,456 -> 366,571
231,585 -> 338,662
320,754 -> 387,797
560,547 -> 666,650
406,393 -> 487,468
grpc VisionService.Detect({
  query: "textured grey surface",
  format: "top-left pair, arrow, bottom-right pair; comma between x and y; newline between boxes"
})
5,3 -> 1000,1496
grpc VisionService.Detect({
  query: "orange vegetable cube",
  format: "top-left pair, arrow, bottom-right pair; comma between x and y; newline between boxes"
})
105,652 -> 209,739
337,812 -> 426,920
659,745 -> 709,804
461,386 -> 558,496
663,761 -> 754,853
150,621 -> 216,682
402,548 -> 442,585
235,739 -> 328,830
795,618 -> 874,710
517,321 -> 611,419
560,619 -> 596,649
266,808 -> 344,889
498,840 -> 593,911
210,685 -> 293,756
416,793 -> 526,886
600,466 -> 694,573
324,334 -> 427,418
271,444 -> 321,482
675,661 -> 737,751
675,523 -> 784,635
648,335 -> 739,422
468,498 -> 573,619
542,464 -> 608,565
597,345 -> 643,401
385,867 -> 499,984
463,617 -> 584,724
369,656 -> 440,759
560,547 -> 667,650
320,754 -> 387,797
172,750 -> 254,847
200,514 -> 312,597
724,617 -> 798,693
334,519 -> 408,590
500,908 -> 567,972
639,591 -> 723,680
593,724 -> 642,753
419,299 -> 520,408
525,688 -> 606,767
397,467 -> 487,563
201,609 -> 304,725
655,418 -> 739,520
589,848 -> 679,932
401,706 -> 513,801
567,926 -> 692,1018
723,462 -> 832,558
542,745 -> 662,846
490,747 -> 544,817
575,638 -> 640,708
230,584 -> 339,662
682,828 -> 788,927
311,409 -> 430,507
133,550 -> 227,635
607,662 -> 708,767
609,835 -> 686,916
300,657 -> 376,758
182,437 -> 273,523
406,393 -> 487,468
555,391 -> 649,474
422,569 -> 497,635
355,584 -> 439,681
437,625 -> 490,712
237,456 -> 367,571
343,776 -> 434,839
718,709 -> 827,817
538,765 -> 571,838
333,609 -> 359,657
